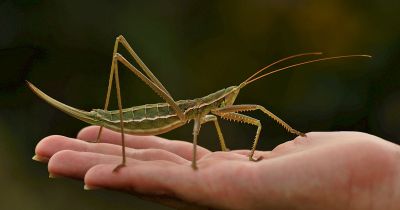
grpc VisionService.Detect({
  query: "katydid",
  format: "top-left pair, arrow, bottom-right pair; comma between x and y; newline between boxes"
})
27,35 -> 371,171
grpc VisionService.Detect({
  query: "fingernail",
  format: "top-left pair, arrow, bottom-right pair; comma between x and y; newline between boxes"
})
49,173 -> 63,179
84,184 -> 102,190
32,155 -> 49,162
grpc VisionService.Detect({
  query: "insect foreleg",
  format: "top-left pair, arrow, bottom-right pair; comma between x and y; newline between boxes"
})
212,112 -> 262,161
201,115 -> 229,151
214,104 -> 305,137
192,115 -> 229,169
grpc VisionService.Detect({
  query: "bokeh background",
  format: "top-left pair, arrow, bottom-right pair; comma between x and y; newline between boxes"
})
1,0 -> 399,209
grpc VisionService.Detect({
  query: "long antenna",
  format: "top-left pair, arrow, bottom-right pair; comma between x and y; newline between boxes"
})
242,54 -> 371,87
243,52 -> 322,84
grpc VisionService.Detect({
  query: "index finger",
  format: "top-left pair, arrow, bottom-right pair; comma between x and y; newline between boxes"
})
77,126 -> 211,160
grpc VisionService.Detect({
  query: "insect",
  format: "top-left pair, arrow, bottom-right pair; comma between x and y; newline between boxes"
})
27,35 -> 371,171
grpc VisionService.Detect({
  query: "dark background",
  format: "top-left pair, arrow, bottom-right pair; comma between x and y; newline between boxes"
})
1,1 -> 399,209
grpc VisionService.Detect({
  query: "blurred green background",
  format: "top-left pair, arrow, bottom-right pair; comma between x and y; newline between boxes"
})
1,0 -> 399,209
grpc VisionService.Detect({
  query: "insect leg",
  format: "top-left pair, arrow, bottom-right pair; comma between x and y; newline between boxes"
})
214,104 -> 305,137
106,52 -> 188,171
113,53 -> 186,120
212,112 -> 262,161
95,37 -> 119,143
112,56 -> 126,172
201,115 -> 229,151
114,35 -> 171,96
192,117 -> 201,170
96,35 -> 182,142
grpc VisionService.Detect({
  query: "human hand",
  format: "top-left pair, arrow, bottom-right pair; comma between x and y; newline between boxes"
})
33,126 -> 400,210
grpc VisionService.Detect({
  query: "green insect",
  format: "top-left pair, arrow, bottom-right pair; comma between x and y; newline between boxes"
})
27,35 -> 370,171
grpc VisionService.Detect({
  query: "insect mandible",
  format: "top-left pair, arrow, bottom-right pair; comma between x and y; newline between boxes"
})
27,35 -> 371,171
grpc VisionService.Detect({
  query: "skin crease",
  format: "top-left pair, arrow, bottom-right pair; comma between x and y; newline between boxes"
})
33,126 -> 400,210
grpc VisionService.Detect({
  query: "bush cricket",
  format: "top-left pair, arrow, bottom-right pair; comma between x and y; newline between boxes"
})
27,35 -> 371,171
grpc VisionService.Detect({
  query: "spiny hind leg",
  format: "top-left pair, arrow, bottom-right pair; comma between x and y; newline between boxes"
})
212,111 -> 263,161
201,115 -> 229,151
214,104 -> 306,137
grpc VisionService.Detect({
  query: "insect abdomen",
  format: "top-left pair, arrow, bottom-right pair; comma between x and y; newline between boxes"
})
93,103 -> 186,135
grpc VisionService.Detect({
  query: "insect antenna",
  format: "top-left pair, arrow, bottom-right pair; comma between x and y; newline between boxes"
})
241,54 -> 371,88
243,52 -> 323,84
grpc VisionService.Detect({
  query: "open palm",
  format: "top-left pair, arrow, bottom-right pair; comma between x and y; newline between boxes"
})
33,126 -> 400,210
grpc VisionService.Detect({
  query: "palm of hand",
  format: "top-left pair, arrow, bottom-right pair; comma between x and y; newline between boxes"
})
34,126 -> 400,210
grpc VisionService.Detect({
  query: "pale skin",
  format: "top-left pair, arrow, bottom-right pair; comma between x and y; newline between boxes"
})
33,126 -> 400,210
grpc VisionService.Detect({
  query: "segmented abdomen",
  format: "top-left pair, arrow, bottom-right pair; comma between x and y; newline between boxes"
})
92,101 -> 194,135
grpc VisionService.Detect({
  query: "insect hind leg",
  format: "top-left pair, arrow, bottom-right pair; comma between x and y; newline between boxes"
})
96,35 -> 186,143
112,56 -> 127,172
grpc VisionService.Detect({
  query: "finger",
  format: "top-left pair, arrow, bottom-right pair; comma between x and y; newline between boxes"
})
35,135 -> 188,164
84,163 -> 188,194
198,152 -> 249,167
229,150 -> 271,157
48,150 -> 182,179
34,135 -> 73,162
48,150 -> 119,179
84,161 -> 258,209
77,126 -> 211,160
229,150 -> 251,155
77,126 -> 166,147
271,131 -> 379,155
271,132 -> 341,155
